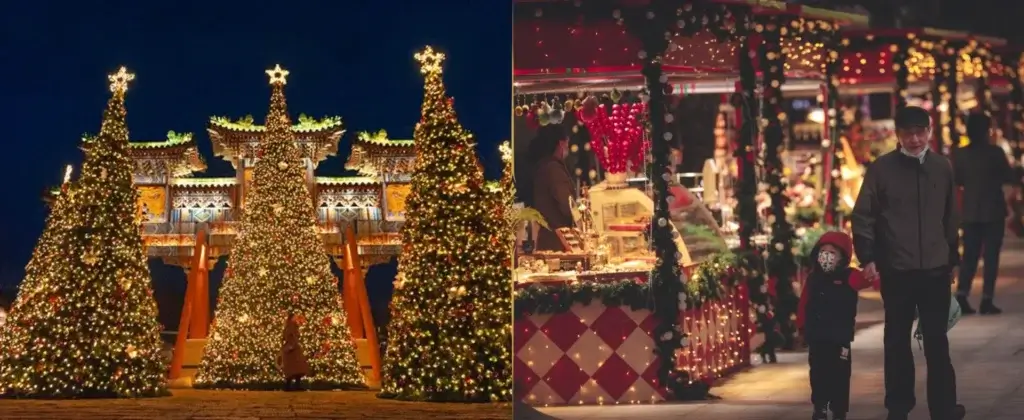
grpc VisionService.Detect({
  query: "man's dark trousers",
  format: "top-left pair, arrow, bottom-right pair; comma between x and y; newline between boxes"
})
881,269 -> 958,419
957,221 -> 1005,299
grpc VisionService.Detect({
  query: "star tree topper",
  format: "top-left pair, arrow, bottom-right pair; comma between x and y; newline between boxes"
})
266,64 -> 290,85
414,46 -> 445,75
108,66 -> 135,93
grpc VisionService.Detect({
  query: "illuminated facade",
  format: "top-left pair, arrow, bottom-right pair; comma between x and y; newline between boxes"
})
53,126 -> 414,269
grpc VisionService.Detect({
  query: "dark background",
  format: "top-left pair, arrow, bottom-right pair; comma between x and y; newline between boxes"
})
0,1 -> 511,325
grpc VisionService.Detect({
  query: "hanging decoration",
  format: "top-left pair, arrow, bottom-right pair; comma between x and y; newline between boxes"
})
621,0 -> 692,400
580,100 -> 648,175
758,16 -> 799,353
735,29 -> 760,251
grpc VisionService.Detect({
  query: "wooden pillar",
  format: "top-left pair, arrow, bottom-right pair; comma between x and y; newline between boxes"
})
167,229 -> 210,379
344,226 -> 382,384
188,230 -> 210,339
235,157 -> 246,211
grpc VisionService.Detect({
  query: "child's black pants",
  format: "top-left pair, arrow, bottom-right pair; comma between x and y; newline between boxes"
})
808,340 -> 852,414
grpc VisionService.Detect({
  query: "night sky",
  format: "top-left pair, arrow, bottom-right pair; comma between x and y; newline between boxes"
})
0,0 -> 512,306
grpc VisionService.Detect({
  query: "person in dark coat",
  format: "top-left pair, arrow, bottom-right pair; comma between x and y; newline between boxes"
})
954,112 -> 1016,315
797,231 -> 873,420
528,124 -> 575,251
851,106 -> 965,420
280,311 -> 310,391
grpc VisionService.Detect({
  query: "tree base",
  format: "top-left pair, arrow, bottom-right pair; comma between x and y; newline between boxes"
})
193,380 -> 368,392
0,387 -> 171,399
377,390 -> 512,403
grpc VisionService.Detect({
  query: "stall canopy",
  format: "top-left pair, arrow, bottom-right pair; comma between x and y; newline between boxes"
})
514,0 -> 869,94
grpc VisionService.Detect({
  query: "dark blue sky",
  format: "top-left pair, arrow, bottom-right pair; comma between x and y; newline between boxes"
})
0,1 -> 512,288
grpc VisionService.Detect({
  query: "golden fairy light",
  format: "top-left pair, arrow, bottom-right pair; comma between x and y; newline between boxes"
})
108,66 -> 135,93
265,64 -> 290,85
193,66 -> 363,390
414,46 -> 445,75
63,164 -> 74,184
0,69 -> 166,398
380,47 -> 512,403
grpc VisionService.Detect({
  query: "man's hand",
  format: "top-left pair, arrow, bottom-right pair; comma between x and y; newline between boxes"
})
950,266 -> 959,285
863,262 -> 879,283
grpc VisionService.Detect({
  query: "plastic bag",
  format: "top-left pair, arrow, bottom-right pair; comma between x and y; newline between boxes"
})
913,297 -> 961,344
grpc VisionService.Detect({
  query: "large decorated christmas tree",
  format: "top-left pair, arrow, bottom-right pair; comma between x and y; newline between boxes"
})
380,47 -> 512,402
194,65 -> 363,390
0,68 -> 168,398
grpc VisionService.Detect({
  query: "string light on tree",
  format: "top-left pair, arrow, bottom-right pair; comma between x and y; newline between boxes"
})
379,46 -> 511,403
194,64 -> 363,390
0,67 -> 168,398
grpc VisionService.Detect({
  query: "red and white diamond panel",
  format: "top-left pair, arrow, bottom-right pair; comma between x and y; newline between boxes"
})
514,286 -> 750,406
515,303 -> 668,405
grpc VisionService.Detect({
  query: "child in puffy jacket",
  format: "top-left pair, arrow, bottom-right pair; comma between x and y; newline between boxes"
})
797,231 -> 874,420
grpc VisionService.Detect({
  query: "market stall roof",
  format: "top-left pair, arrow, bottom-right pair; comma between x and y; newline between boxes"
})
837,27 -> 1009,87
514,0 -> 868,94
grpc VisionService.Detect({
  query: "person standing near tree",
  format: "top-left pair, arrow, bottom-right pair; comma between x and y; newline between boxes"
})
851,106 -> 965,420
280,312 -> 309,392
953,112 -> 1016,315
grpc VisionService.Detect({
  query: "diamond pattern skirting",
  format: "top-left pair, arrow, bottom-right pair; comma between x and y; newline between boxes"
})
515,285 -> 750,405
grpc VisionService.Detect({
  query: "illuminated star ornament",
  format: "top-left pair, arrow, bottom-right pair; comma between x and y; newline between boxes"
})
266,64 -> 290,85
414,46 -> 445,75
108,66 -> 135,93
499,142 -> 512,163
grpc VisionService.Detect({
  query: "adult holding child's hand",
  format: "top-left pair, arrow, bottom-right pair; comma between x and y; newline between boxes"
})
850,106 -> 965,420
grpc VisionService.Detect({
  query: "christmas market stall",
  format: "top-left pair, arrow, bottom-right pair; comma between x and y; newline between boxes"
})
512,0 -> 863,406
809,29 -> 1012,225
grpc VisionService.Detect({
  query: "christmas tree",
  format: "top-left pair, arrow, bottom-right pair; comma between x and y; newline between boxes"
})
380,47 -> 512,402
194,65 -> 363,390
0,68 -> 168,398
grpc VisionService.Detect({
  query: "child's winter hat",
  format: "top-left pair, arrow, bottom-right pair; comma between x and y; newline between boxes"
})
815,231 -> 853,257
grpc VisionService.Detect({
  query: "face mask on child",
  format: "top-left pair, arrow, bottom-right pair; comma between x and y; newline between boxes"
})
817,250 -> 839,272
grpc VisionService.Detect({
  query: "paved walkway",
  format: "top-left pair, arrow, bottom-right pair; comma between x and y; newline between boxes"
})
524,239 -> 1024,420
0,389 -> 511,419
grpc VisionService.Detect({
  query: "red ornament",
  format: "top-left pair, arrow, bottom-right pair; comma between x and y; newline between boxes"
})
582,101 -> 647,173
551,294 -> 560,303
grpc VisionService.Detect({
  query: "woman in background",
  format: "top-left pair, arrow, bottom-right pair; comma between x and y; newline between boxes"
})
280,311 -> 309,391
527,124 -> 576,251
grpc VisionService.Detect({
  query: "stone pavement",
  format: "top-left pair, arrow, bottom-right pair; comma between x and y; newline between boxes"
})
0,389 -> 512,419
523,240 -> 1024,420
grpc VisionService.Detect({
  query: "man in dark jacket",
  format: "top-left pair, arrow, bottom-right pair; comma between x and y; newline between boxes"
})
851,106 -> 965,420
954,112 -> 1016,315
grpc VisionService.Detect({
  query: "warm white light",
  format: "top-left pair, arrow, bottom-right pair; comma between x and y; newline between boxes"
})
807,108 -> 826,124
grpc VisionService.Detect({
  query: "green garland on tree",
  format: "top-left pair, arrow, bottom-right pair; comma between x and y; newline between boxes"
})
758,16 -> 799,353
